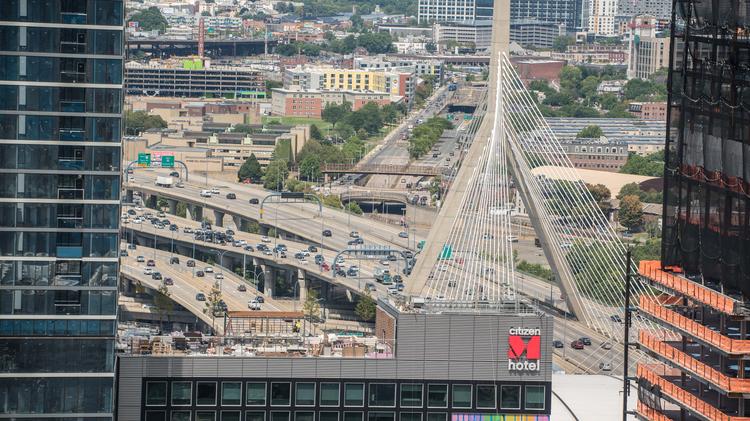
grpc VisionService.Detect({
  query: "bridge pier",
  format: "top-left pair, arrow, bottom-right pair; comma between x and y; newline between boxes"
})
186,204 -> 203,222
298,269 -> 307,302
167,199 -> 178,215
213,210 -> 225,227
265,266 -> 275,298
125,189 -> 134,204
232,215 -> 243,232
145,195 -> 157,210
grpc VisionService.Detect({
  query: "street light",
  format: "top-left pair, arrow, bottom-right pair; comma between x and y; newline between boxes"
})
213,249 -> 228,292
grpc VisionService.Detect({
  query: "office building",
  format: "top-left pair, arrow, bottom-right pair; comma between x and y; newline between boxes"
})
126,60 -> 266,98
509,21 -> 566,49
0,0 -> 124,419
510,0 -> 583,32
588,0 -> 617,35
626,15 -> 670,79
354,56 -> 444,81
271,88 -> 396,118
635,0 -> 750,419
420,0 -> 583,31
434,21 -> 493,50
559,139 -> 629,172
116,299 -> 553,421
616,0 -> 671,20
417,0 -> 493,24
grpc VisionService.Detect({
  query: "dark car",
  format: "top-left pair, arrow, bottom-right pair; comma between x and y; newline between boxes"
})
322,229 -> 332,237
169,224 -> 178,231
225,229 -> 235,236
387,254 -> 397,261
255,296 -> 265,303
347,268 -> 358,277
308,245 -> 318,253
164,277 -> 174,286
579,337 -> 592,346
120,250 -> 128,257
146,259 -> 155,267
151,272 -> 162,280
127,243 -> 137,250
249,198 -> 260,205
196,270 -> 205,277
552,340 -> 564,349
610,315 -> 622,323
226,193 -> 236,200
127,209 -> 136,215
170,171 -> 180,178
570,340 -> 584,350
403,251 -> 414,259
196,293 -> 206,301
170,257 -> 180,265
347,239 -> 360,246
392,274 -> 402,283
244,245 -> 255,252
187,259 -> 195,267
237,284 -> 247,292
336,269 -> 347,277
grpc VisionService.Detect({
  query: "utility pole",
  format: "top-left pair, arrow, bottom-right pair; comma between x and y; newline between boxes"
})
622,247 -> 634,421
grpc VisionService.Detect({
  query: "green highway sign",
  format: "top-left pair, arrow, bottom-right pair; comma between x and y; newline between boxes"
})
439,244 -> 452,259
137,153 -> 151,167
161,155 -> 175,168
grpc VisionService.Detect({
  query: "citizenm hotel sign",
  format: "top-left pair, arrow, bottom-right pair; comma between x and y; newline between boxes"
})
507,327 -> 541,372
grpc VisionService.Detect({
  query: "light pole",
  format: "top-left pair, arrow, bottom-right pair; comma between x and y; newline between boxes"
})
213,249 -> 228,292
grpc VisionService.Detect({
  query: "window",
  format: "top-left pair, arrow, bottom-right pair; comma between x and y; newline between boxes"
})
344,413 -> 363,421
525,385 -> 545,410
320,412 -> 339,421
369,383 -> 396,407
426,414 -> 446,421
400,414 -> 421,421
146,411 -> 167,421
368,412 -> 394,421
451,385 -> 471,408
400,384 -> 422,408
295,412 -> 314,421
245,412 -> 265,421
246,383 -> 266,406
271,382 -> 291,406
171,411 -> 191,421
222,382 -> 242,406
222,412 -> 241,421
146,382 -> 168,406
196,413 -> 216,421
172,382 -> 192,406
344,383 -> 365,406
320,383 -> 340,406
427,385 -> 447,408
197,382 -> 218,406
295,383 -> 315,406
500,385 -> 521,410
476,385 -> 496,409
271,412 -> 290,421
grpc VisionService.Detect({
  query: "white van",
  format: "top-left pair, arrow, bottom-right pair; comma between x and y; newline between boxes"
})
200,190 -> 212,198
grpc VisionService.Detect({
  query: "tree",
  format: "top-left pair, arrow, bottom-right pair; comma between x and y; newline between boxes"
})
345,201 -> 363,215
263,159 -> 289,190
580,75 -> 601,100
202,281 -> 223,334
620,150 -> 664,177
129,7 -> 168,32
153,282 -> 174,331
264,80 -> 282,98
617,182 -> 662,204
125,110 -> 167,135
576,125 -> 604,138
425,42 -> 437,53
350,14 -> 365,31
559,66 -> 583,94
302,289 -> 321,321
157,197 -> 168,210
623,78 -> 667,100
618,195 -> 644,231
238,153 -> 263,182
355,291 -> 377,321
322,102 -> 351,129
552,35 -> 575,52
176,202 -> 187,218
586,183 -> 611,215
299,154 -> 321,181
310,124 -> 324,140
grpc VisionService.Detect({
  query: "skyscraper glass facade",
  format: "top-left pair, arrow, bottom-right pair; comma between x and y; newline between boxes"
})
0,0 -> 124,418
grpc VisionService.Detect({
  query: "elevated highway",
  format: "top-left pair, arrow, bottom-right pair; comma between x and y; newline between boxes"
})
126,37 -> 274,57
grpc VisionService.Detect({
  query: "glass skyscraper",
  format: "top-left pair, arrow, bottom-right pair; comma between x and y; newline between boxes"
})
0,0 -> 124,419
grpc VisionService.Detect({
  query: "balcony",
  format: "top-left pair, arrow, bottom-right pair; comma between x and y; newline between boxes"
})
640,296 -> 750,356
59,129 -> 85,141
636,401 -> 673,421
639,260 -> 739,315
638,363 -> 750,421
639,331 -> 750,394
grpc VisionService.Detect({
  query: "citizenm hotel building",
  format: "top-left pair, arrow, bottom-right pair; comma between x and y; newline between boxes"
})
116,300 -> 553,421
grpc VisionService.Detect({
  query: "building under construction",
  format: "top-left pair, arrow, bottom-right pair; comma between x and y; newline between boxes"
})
635,0 -> 750,419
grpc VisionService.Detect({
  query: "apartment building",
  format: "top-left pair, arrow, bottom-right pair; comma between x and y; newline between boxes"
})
626,15 -> 670,79
283,66 -> 415,105
271,88 -> 395,118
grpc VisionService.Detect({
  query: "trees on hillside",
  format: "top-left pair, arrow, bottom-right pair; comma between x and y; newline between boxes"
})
322,102 -> 352,129
129,7 -> 168,32
263,159 -> 289,190
620,150 -> 665,177
125,111 -> 167,135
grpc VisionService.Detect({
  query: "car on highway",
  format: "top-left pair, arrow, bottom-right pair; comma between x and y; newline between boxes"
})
143,267 -> 153,275
249,198 -> 260,205
600,342 -> 613,350
170,257 -> 180,264
349,231 -> 359,238
308,245 -> 317,252
335,269 -> 347,277
226,193 -> 236,199
205,267 -> 214,273
398,231 -> 408,238
210,188 -> 220,194
366,282 -> 376,292
237,284 -> 247,292
244,245 -> 255,252
610,315 -> 622,323
215,273 -> 224,280
196,293 -> 206,301
347,238 -> 364,245
599,362 -> 612,371
183,227 -> 193,234
127,209 -> 136,216
261,236 -> 271,243
164,277 -> 174,286
170,224 -> 178,231
552,340 -> 564,348
387,254 -> 397,261
320,262 -> 330,271
248,300 -> 261,310
200,190 -> 212,198
263,249 -> 272,256
570,340 -> 584,350
255,296 -> 265,303
196,271 -> 205,277
187,259 -> 195,267
347,267 -> 358,277
322,229 -> 332,237
169,171 -> 180,178
146,259 -> 155,267
579,337 -> 592,346
120,250 -> 128,257
379,259 -> 390,266
151,272 -> 162,280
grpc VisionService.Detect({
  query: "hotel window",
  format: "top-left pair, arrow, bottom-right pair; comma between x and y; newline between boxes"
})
195,412 -> 216,421
344,413 -> 363,421
146,411 -> 167,421
221,412 -> 241,421
171,411 -> 191,421
271,413 -> 290,421
368,413 -> 395,421
197,382 -> 217,406
271,383 -> 291,406
320,383 -> 340,406
369,383 -> 396,407
427,385 -> 448,408
476,385 -> 496,409
525,385 -> 545,410
426,414 -> 446,421
400,384 -> 423,407
245,412 -> 265,421
146,381 -> 168,406
400,414 -> 421,421
451,385 -> 471,409
344,383 -> 365,407
172,382 -> 193,406
295,412 -> 314,421
320,413 -> 339,421
222,382 -> 242,406
500,385 -> 521,410
295,383 -> 315,406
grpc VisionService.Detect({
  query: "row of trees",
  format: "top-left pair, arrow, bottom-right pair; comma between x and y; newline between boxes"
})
408,117 -> 453,158
276,31 -> 396,56
322,101 -> 405,140
620,150 -> 665,177
124,110 -> 168,136
128,7 -> 168,32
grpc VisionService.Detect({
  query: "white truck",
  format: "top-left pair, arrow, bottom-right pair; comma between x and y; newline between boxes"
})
155,176 -> 174,187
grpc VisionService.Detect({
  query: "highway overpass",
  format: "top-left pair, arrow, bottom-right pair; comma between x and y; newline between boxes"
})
127,37 -> 274,57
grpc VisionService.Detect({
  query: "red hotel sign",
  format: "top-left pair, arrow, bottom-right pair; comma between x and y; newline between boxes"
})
507,327 -> 541,372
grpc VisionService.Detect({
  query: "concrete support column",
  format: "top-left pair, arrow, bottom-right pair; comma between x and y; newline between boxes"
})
125,189 -> 134,204
298,269 -> 307,302
213,210 -> 225,227
186,205 -> 203,222
146,195 -> 157,209
232,215 -> 243,231
264,266 -> 275,298
167,199 -> 178,215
